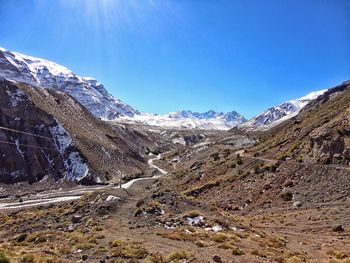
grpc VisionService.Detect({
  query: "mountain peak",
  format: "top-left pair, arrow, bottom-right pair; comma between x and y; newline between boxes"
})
0,47 -> 139,119
243,89 -> 328,128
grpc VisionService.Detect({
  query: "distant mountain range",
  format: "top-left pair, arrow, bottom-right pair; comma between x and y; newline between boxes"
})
121,110 -> 247,130
0,47 -> 328,130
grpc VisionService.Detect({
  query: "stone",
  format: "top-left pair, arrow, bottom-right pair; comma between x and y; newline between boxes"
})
67,225 -> 75,232
263,183 -> 272,190
15,233 -> 27,242
212,254 -> 222,263
72,214 -> 83,224
333,225 -> 345,232
293,201 -> 302,208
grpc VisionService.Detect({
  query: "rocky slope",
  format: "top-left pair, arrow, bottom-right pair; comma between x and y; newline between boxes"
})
0,80 -> 88,183
0,47 -> 139,120
120,110 -> 247,130
0,79 -> 155,185
249,80 -> 350,165
155,80 -> 350,212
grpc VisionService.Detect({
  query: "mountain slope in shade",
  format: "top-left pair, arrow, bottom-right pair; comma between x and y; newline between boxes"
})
0,79 -> 89,183
0,79 -> 153,184
0,47 -> 139,120
242,89 -> 327,129
120,110 -> 247,130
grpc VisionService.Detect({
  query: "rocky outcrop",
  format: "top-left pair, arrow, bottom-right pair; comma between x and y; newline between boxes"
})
307,118 -> 350,164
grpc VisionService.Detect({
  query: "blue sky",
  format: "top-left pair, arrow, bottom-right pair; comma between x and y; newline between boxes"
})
0,0 -> 349,118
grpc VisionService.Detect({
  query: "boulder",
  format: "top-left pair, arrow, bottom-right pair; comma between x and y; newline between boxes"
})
212,254 -> 222,263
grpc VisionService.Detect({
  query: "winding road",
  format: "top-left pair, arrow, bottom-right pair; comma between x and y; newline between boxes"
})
0,153 -> 168,210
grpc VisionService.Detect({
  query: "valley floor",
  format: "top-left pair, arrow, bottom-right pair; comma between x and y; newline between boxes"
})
1,130 -> 350,262
0,161 -> 349,262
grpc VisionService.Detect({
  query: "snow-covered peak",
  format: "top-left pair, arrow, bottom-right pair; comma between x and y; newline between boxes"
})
0,47 -> 139,119
243,89 -> 327,128
12,51 -> 74,77
288,90 -> 327,109
120,110 -> 247,130
167,109 -> 245,121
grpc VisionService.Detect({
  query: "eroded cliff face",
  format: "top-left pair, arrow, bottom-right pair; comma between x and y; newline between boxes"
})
0,80 -> 89,183
308,119 -> 350,164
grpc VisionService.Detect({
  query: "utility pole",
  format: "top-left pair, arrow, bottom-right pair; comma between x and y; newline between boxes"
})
119,152 -> 123,188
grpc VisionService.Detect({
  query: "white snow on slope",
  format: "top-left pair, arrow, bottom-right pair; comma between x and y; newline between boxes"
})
49,124 -> 72,155
64,152 -> 89,181
120,110 -> 247,130
49,123 -> 89,181
0,47 -> 139,119
242,89 -> 327,129
5,87 -> 25,107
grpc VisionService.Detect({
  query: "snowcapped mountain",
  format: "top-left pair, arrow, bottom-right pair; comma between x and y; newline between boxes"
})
0,47 -> 327,132
120,110 -> 247,130
242,90 -> 327,129
0,47 -> 139,119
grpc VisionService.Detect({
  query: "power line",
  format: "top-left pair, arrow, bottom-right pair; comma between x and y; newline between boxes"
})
0,140 -> 58,151
0,126 -> 54,141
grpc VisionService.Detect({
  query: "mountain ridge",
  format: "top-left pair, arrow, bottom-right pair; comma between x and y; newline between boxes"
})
0,47 -> 139,120
120,109 -> 247,130
239,89 -> 328,131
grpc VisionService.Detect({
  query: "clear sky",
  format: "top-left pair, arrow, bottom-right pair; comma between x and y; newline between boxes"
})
0,0 -> 349,118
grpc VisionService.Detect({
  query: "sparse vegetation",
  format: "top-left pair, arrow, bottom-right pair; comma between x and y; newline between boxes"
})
262,162 -> 279,172
235,154 -> 243,165
281,191 -> 293,201
232,247 -> 245,255
223,149 -> 231,158
195,241 -> 207,247
134,200 -> 163,216
110,240 -> 149,259
166,251 -> 191,262
183,210 -> 201,218
0,253 -> 10,263
211,152 -> 220,161
20,254 -> 35,263
211,233 -> 228,243
146,254 -> 167,263
278,153 -> 289,161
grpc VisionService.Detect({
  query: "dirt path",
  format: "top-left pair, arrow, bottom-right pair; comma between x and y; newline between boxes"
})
241,152 -> 350,171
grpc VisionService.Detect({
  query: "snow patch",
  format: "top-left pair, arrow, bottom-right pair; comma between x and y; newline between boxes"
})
50,124 -> 72,154
106,195 -> 120,202
64,152 -> 89,181
14,139 -> 25,158
187,216 -> 204,226
5,88 -> 25,106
